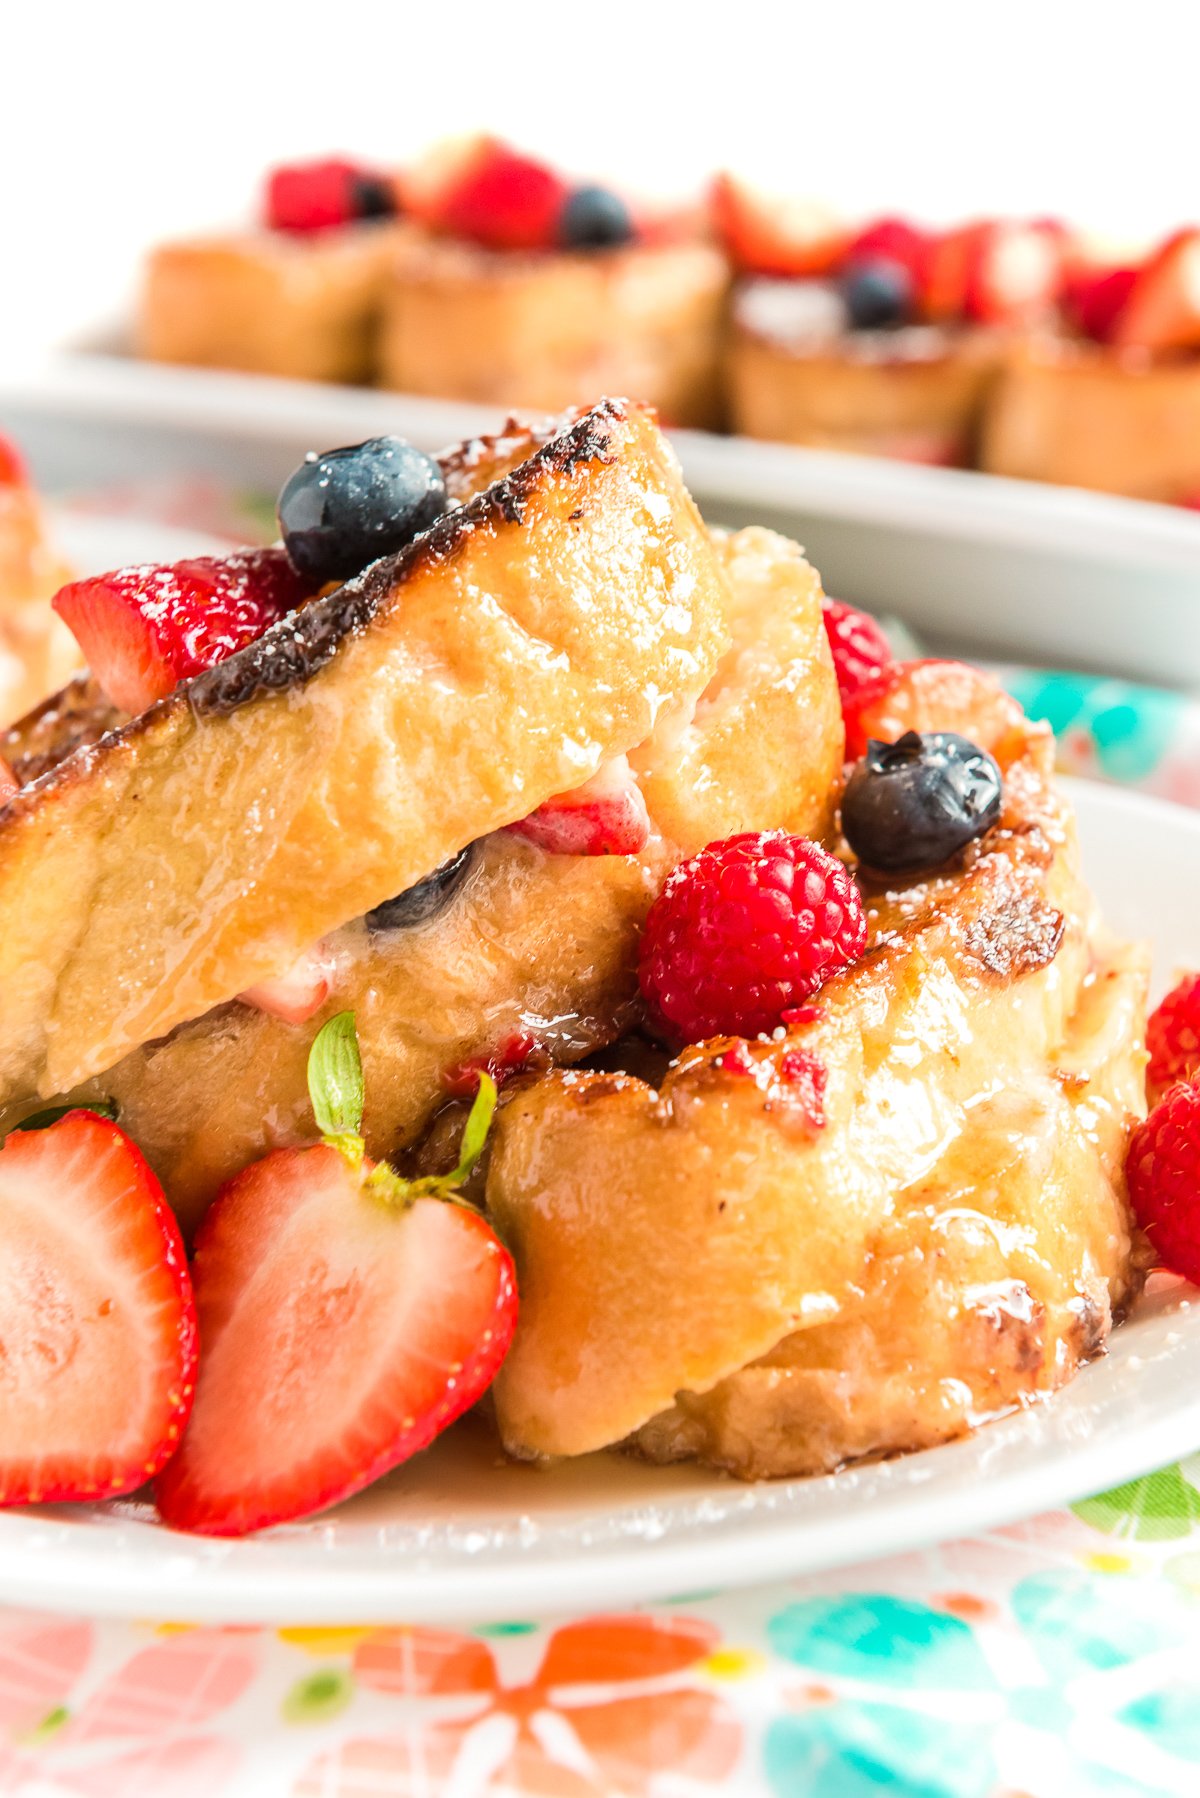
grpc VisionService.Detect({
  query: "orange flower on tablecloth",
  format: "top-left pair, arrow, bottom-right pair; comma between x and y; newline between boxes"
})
295,1614 -> 743,1797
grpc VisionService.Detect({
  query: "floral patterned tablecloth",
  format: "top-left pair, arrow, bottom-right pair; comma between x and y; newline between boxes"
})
4,484 -> 1197,1798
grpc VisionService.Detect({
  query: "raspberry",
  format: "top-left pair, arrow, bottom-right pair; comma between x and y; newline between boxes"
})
821,597 -> 892,718
1147,973 -> 1200,1099
264,158 -> 393,233
1126,1081 -> 1200,1282
639,831 -> 867,1043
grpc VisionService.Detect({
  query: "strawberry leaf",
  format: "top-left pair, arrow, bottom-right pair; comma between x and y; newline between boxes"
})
5,1098 -> 118,1138
448,1072 -> 498,1187
308,1011 -> 365,1148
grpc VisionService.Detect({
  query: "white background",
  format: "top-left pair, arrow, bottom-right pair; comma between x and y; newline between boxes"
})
2,0 -> 1199,358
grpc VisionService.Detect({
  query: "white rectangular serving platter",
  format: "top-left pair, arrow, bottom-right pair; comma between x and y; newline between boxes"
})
3,347 -> 1200,690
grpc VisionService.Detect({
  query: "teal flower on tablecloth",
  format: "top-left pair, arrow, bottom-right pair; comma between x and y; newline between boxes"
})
766,1596 -> 992,1691
1071,1462 -> 1200,1542
1119,1687 -> 1200,1762
765,1699 -> 996,1798
1002,670 -> 1185,783
1009,1568 -> 1182,1681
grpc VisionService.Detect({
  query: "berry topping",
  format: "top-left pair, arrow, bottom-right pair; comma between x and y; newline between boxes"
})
0,432 -> 27,486
560,185 -> 635,250
509,755 -> 651,857
841,731 -> 1003,874
366,845 -> 478,932
920,220 -> 1064,325
0,1109 -> 196,1506
277,435 -> 448,585
1125,1080 -> 1200,1284
639,831 -> 867,1043
711,173 -> 849,278
239,942 -> 334,1025
443,1030 -> 539,1099
847,218 -> 930,283
821,597 -> 893,715
411,138 -> 569,251
1147,973 -> 1200,1101
52,547 -> 312,716
842,658 -> 1028,764
264,157 -> 397,233
1065,264 -> 1139,344
841,258 -> 915,330
1112,229 -> 1200,353
155,1015 -> 515,1535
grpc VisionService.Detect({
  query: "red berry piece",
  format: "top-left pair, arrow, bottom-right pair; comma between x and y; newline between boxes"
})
53,546 -> 313,715
639,831 -> 867,1043
510,756 -> 651,856
1147,973 -> 1200,1101
0,1110 -> 196,1506
423,140 -> 568,252
239,943 -> 333,1026
1065,265 -> 1139,344
1113,229 -> 1200,353
1126,1081 -> 1200,1283
710,173 -> 849,278
821,597 -> 893,715
847,217 -> 931,283
842,658 -> 1027,764
264,158 -> 394,234
154,1143 -> 516,1536
0,432 -> 27,487
442,1031 -> 538,1098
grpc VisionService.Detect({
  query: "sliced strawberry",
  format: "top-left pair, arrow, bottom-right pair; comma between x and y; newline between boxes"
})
442,1031 -> 539,1099
153,1144 -> 516,1535
0,433 -> 27,487
1112,229 -> 1200,353
0,1110 -> 196,1506
843,658 -> 1027,765
52,546 -> 313,715
239,944 -> 333,1026
406,137 -> 567,251
264,158 -> 396,233
1065,263 -> 1139,343
919,221 -> 1064,325
711,173 -> 849,278
509,754 -> 651,856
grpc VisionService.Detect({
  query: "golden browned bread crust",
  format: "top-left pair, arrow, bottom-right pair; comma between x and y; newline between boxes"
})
728,290 -> 1000,463
379,228 -> 729,426
485,706 -> 1147,1474
0,401 -> 728,1104
982,337 -> 1200,501
138,224 -> 405,384
10,523 -> 841,1233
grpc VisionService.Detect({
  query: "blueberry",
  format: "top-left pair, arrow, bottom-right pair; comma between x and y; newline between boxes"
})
560,185 -> 635,250
841,257 -> 915,330
366,845 -> 477,932
841,732 -> 1003,873
278,436 -> 447,584
352,173 -> 397,220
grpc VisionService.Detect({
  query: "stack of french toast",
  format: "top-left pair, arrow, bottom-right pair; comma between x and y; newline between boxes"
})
0,400 -> 1157,1536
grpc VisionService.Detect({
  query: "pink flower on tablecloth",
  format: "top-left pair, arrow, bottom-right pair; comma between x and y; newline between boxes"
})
295,1615 -> 743,1797
0,1626 -> 257,1794
0,1615 -> 93,1735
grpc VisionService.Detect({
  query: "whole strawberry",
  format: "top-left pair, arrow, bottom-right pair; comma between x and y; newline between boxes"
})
1126,1080 -> 1200,1283
639,830 -> 867,1043
1147,972 -> 1200,1101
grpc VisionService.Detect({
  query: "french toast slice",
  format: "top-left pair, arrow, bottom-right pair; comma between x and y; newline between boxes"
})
982,337 -> 1200,501
138,224 -> 405,385
728,282 -> 1000,464
485,689 -> 1147,1473
0,401 -> 729,1106
378,230 -> 729,426
13,524 -> 842,1233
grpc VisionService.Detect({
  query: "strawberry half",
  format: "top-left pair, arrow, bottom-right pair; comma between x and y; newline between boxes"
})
509,754 -> 651,856
52,546 -> 313,715
0,1110 -> 196,1506
153,1146 -> 516,1536
711,173 -> 849,278
920,221 -> 1064,325
843,658 -> 1028,764
1065,263 -> 1139,344
1112,229 -> 1200,353
406,137 -> 568,252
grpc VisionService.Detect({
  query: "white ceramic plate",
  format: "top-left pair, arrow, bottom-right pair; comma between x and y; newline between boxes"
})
5,351 -> 1200,688
0,779 -> 1196,1624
